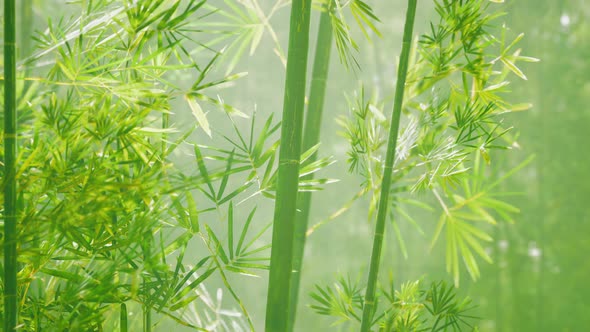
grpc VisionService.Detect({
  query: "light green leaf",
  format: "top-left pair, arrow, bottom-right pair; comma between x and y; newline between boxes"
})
185,94 -> 211,137
137,127 -> 178,134
505,103 -> 533,112
368,103 -> 386,121
504,33 -> 525,54
430,214 -> 447,250
516,55 -> 540,62
483,81 -> 510,92
250,25 -> 264,56
186,191 -> 200,233
501,57 -> 527,80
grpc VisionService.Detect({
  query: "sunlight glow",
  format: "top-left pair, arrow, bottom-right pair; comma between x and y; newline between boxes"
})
528,242 -> 542,259
560,14 -> 571,27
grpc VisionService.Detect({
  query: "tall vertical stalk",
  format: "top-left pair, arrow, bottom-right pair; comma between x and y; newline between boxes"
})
143,244 -> 152,332
120,303 -> 128,332
265,0 -> 312,331
3,0 -> 18,330
288,1 -> 334,330
359,1 -> 417,331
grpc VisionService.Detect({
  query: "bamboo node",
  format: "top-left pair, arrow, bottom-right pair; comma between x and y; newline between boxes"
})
280,159 -> 300,166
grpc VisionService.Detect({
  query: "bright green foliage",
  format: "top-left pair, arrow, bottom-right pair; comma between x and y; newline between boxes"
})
0,0 -> 309,330
201,0 -> 288,72
197,112 -> 335,201
406,0 -> 537,284
0,0 -> 539,330
208,0 -> 381,72
311,0 -> 381,70
306,0 -> 536,330
311,277 -> 477,331
332,0 -> 536,287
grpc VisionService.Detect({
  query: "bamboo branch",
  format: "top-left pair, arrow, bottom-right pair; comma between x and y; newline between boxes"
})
359,1 -> 418,331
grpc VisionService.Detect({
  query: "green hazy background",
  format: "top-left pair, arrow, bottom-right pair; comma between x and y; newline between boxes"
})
19,1 -> 590,331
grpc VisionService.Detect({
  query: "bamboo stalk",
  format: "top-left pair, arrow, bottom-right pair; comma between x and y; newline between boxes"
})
359,1 -> 418,331
143,249 -> 152,332
3,0 -> 18,330
120,303 -> 128,332
288,1 -> 334,330
264,0 -> 313,330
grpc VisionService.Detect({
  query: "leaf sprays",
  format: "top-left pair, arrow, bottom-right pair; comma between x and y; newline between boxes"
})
359,1 -> 418,331
265,0 -> 313,331
3,0 -> 18,330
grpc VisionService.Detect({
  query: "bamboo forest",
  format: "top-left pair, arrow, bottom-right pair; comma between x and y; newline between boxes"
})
1,0 -> 588,331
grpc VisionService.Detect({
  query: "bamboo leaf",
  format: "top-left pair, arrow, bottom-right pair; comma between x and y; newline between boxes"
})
173,256 -> 212,295
40,268 -> 85,283
228,202 -> 234,260
186,191 -> 200,233
500,57 -> 527,80
173,267 -> 216,302
430,214 -> 447,250
193,143 -> 216,198
218,181 -> 254,205
483,81 -> 510,92
164,233 -> 192,256
516,55 -> 540,62
216,149 -> 235,201
169,294 -> 200,311
392,221 -> 409,259
185,94 -> 212,137
225,265 -> 260,277
504,33 -> 525,54
250,25 -> 264,55
236,207 -> 257,256
206,225 -> 229,264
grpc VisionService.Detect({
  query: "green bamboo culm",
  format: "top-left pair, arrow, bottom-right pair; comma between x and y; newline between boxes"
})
120,303 -> 128,332
143,262 -> 151,332
359,1 -> 418,331
265,0 -> 313,331
288,1 -> 334,330
3,0 -> 18,330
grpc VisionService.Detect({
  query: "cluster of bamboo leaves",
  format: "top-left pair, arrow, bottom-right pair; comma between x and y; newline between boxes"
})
334,0 -> 537,283
311,277 -> 477,331
0,0 -> 341,330
1,0 -> 537,331
310,0 -> 537,330
200,0 -> 380,73
1,0 -> 349,330
0,0 -> 325,330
